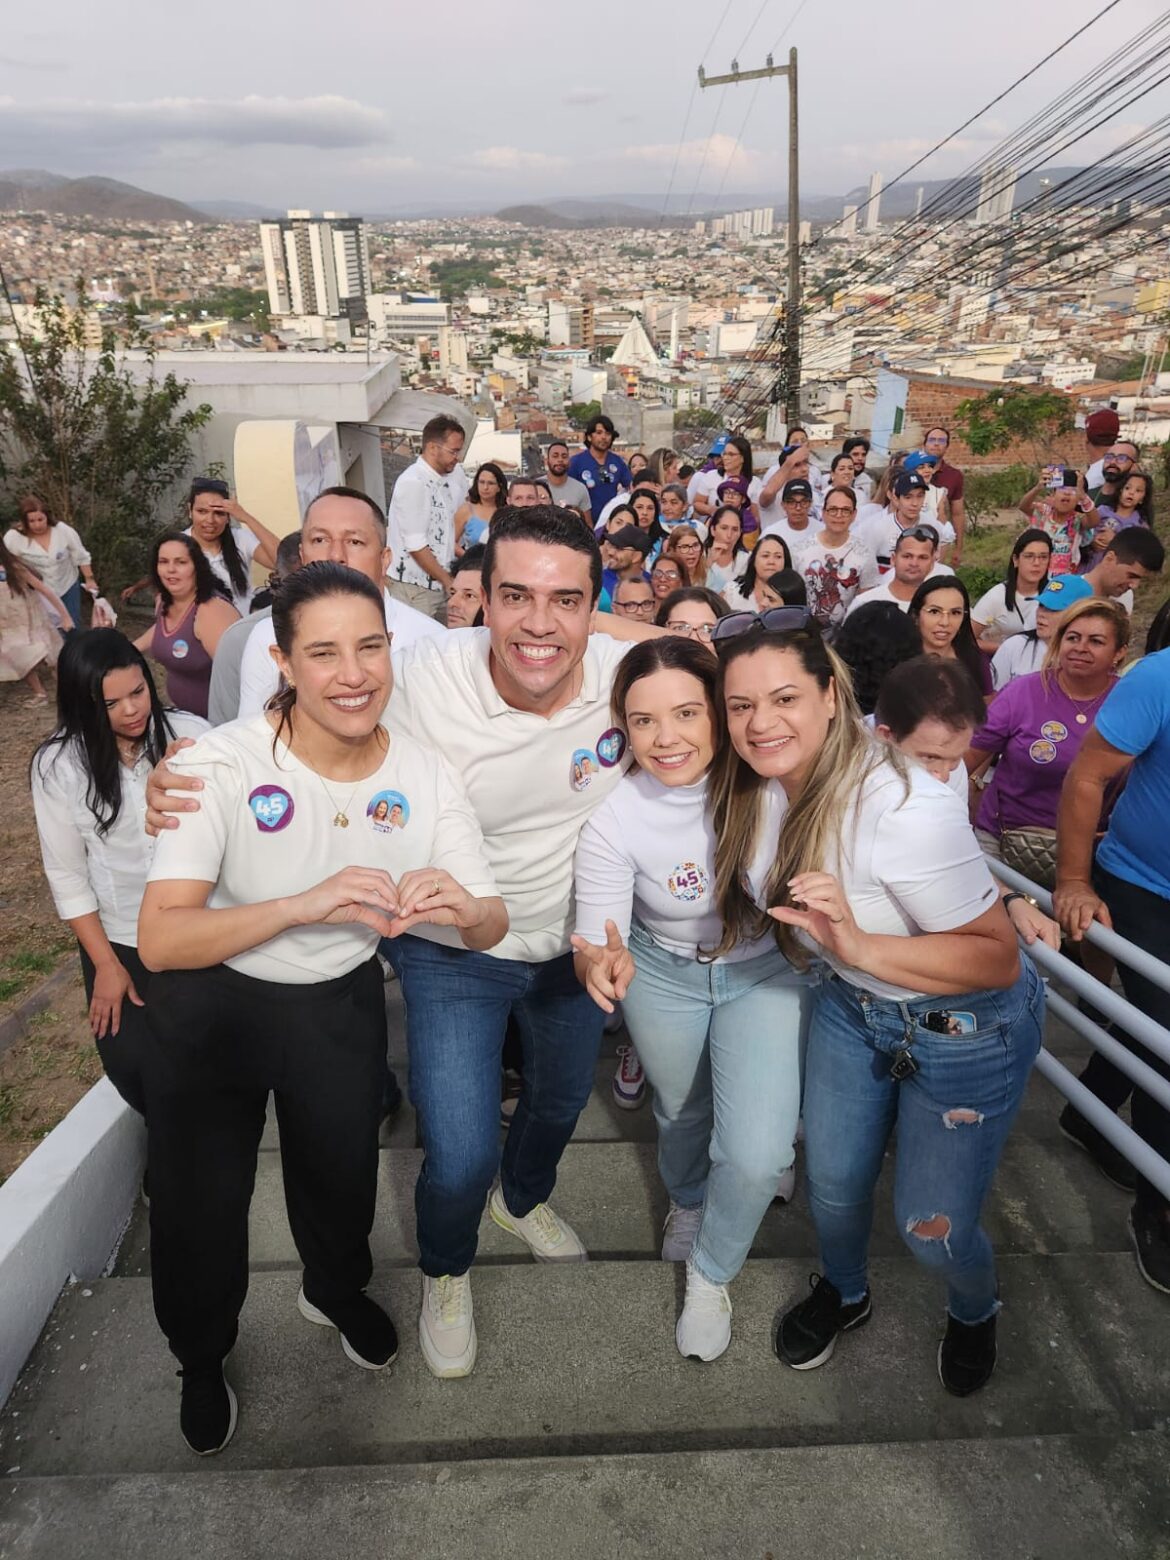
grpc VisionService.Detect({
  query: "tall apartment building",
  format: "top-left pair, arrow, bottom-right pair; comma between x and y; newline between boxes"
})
973,165 -> 1019,225
865,172 -> 883,231
259,211 -> 371,319
547,299 -> 595,349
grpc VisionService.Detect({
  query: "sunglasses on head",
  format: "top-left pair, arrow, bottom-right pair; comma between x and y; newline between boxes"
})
710,606 -> 815,646
899,525 -> 940,545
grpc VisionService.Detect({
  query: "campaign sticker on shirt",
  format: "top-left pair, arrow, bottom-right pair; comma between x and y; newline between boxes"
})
596,727 -> 627,767
668,862 -> 709,902
248,784 -> 294,832
1040,720 -> 1069,743
1029,739 -> 1058,766
367,789 -> 409,833
172,639 -> 189,660
571,749 -> 599,792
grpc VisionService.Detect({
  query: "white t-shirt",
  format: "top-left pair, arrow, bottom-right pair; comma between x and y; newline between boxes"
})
32,713 -> 209,946
388,628 -> 634,963
842,562 -> 955,618
387,455 -> 469,593
687,470 -> 762,514
972,582 -> 1039,645
148,716 -> 497,984
236,586 -> 445,720
574,770 -> 785,963
749,760 -> 998,1001
4,523 -> 91,597
854,510 -> 956,570
184,525 -> 261,617
990,632 -> 1046,690
796,537 -> 881,629
760,516 -> 818,556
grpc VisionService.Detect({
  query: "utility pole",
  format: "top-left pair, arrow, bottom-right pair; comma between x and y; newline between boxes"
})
699,50 -> 800,425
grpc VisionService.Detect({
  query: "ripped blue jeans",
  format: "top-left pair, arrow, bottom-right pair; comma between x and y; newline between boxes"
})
803,959 -> 1044,1325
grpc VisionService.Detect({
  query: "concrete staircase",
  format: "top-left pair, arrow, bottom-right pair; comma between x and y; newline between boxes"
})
1,982 -> 1168,1559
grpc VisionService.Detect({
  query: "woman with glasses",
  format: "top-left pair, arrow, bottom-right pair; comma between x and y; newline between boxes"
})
723,535 -> 792,613
703,506 -> 745,594
665,526 -> 707,585
708,613 -> 1042,1396
909,576 -> 990,695
971,529 -> 1052,654
649,553 -> 688,603
655,587 -> 729,650
791,488 -> 879,632
571,636 -> 808,1364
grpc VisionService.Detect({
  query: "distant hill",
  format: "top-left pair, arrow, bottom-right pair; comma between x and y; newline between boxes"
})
194,198 -> 285,220
497,198 -> 681,229
0,170 -> 205,222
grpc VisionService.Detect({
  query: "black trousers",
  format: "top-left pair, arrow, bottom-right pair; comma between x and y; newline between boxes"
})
1094,864 -> 1170,1218
143,957 -> 386,1370
78,940 -> 151,1117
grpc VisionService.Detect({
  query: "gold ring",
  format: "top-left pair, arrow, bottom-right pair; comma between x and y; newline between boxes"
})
829,914 -> 845,924
432,880 -> 440,895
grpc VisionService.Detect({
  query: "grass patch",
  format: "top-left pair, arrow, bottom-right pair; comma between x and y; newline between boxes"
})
0,976 -> 23,1003
11,949 -> 60,976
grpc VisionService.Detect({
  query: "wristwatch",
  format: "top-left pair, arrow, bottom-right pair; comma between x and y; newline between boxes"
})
1002,891 -> 1038,913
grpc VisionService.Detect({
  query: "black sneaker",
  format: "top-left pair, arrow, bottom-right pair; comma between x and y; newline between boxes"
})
1058,1106 -> 1137,1192
938,1312 -> 997,1396
775,1273 -> 872,1370
178,1364 -> 238,1455
1128,1208 -> 1170,1295
297,1288 -> 399,1369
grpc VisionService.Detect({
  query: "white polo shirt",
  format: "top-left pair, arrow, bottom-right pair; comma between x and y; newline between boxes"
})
387,455 -> 469,593
148,716 -> 497,984
236,587 -> 444,720
3,523 -> 91,597
32,712 -> 209,945
388,628 -> 633,963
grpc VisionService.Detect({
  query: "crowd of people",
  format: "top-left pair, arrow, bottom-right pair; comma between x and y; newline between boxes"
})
7,403 -> 1170,1460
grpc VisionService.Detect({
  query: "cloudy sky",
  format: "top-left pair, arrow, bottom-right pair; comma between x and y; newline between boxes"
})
0,0 -> 1165,213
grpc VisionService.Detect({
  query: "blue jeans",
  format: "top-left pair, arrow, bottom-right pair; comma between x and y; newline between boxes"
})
60,579 -> 82,633
388,934 -> 603,1277
804,960 -> 1044,1325
621,922 -> 810,1285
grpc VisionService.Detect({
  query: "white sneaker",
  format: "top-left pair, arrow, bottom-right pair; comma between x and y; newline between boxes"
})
676,1259 -> 732,1362
419,1274 -> 477,1379
774,1163 -> 797,1204
612,1044 -> 646,1109
488,1185 -> 588,1262
661,1201 -> 703,1262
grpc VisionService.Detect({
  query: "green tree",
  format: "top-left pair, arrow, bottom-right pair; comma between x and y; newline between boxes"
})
0,288 -> 212,586
675,406 -> 721,434
566,400 -> 602,428
952,386 -> 1074,461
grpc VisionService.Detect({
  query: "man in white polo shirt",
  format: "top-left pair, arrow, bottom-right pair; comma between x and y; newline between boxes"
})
235,488 -> 444,720
386,413 -> 469,621
146,507 -> 640,1382
844,526 -> 952,617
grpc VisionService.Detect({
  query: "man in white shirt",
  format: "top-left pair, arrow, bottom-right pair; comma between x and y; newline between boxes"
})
844,527 -> 951,617
387,414 -> 469,620
760,479 -> 818,554
854,472 -> 937,570
236,488 -> 444,720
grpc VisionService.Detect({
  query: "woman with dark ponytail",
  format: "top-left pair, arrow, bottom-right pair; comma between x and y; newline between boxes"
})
136,560 -> 506,1457
31,630 -> 208,1111
121,478 -> 280,615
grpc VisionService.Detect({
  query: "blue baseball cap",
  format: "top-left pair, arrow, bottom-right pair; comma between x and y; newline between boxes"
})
1037,576 -> 1094,611
709,432 -> 730,455
904,451 -> 939,473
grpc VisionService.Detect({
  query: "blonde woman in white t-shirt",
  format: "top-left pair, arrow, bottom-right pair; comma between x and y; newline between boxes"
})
708,616 -> 1044,1398
572,634 -> 809,1364
137,561 -> 505,1457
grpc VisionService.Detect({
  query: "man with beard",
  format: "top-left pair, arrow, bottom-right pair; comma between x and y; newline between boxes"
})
1088,440 -> 1140,509
542,439 -> 592,516
569,415 -> 631,516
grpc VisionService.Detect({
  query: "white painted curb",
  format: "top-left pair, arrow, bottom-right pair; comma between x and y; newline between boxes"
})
0,1079 -> 144,1407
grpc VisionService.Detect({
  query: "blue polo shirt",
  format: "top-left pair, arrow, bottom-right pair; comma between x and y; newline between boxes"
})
1095,648 -> 1170,900
569,450 -> 631,516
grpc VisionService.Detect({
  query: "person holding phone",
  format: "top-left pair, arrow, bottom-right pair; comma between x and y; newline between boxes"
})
1019,469 -> 1098,575
709,614 -> 1043,1395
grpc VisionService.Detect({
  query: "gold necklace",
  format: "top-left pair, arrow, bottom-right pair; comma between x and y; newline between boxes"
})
1058,673 -> 1113,725
314,771 -> 361,828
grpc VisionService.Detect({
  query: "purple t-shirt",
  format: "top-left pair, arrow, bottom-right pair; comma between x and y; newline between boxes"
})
973,670 -> 1117,835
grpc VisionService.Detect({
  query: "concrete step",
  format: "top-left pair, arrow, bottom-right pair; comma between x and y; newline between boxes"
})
3,1252 -> 1166,1479
111,1121 -> 1134,1280
3,1429 -> 1167,1560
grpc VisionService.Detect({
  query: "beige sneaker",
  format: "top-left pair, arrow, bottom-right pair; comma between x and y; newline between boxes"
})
419,1273 -> 477,1379
676,1259 -> 732,1362
488,1185 -> 588,1262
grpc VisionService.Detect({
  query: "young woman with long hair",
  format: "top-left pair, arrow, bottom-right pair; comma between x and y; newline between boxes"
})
665,525 -> 707,585
703,505 -> 745,594
707,616 -> 1042,1396
3,493 -> 99,630
136,561 -> 506,1455
0,531 -> 75,704
908,575 -> 990,695
31,631 -> 207,1112
454,462 -> 508,552
133,533 -> 239,718
971,529 -> 1052,653
572,636 -> 808,1362
723,534 -> 792,613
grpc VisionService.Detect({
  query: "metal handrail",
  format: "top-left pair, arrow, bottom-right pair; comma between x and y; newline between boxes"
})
1035,1050 -> 1170,1202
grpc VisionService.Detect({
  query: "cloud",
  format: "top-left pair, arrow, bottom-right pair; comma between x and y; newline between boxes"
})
622,132 -> 770,179
0,53 -> 60,70
467,145 -> 569,172
353,154 -> 422,174
563,87 -> 610,107
0,94 -> 389,151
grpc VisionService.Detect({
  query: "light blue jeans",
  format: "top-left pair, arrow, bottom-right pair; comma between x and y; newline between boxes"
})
621,921 -> 810,1285
804,961 -> 1044,1325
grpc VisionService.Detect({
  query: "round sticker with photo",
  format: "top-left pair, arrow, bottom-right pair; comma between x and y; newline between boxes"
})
367,790 -> 410,833
1040,720 -> 1068,743
1029,739 -> 1058,765
171,639 -> 189,660
571,749 -> 599,792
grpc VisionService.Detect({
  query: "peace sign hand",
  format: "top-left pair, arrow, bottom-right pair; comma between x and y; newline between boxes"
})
570,919 -> 636,1014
